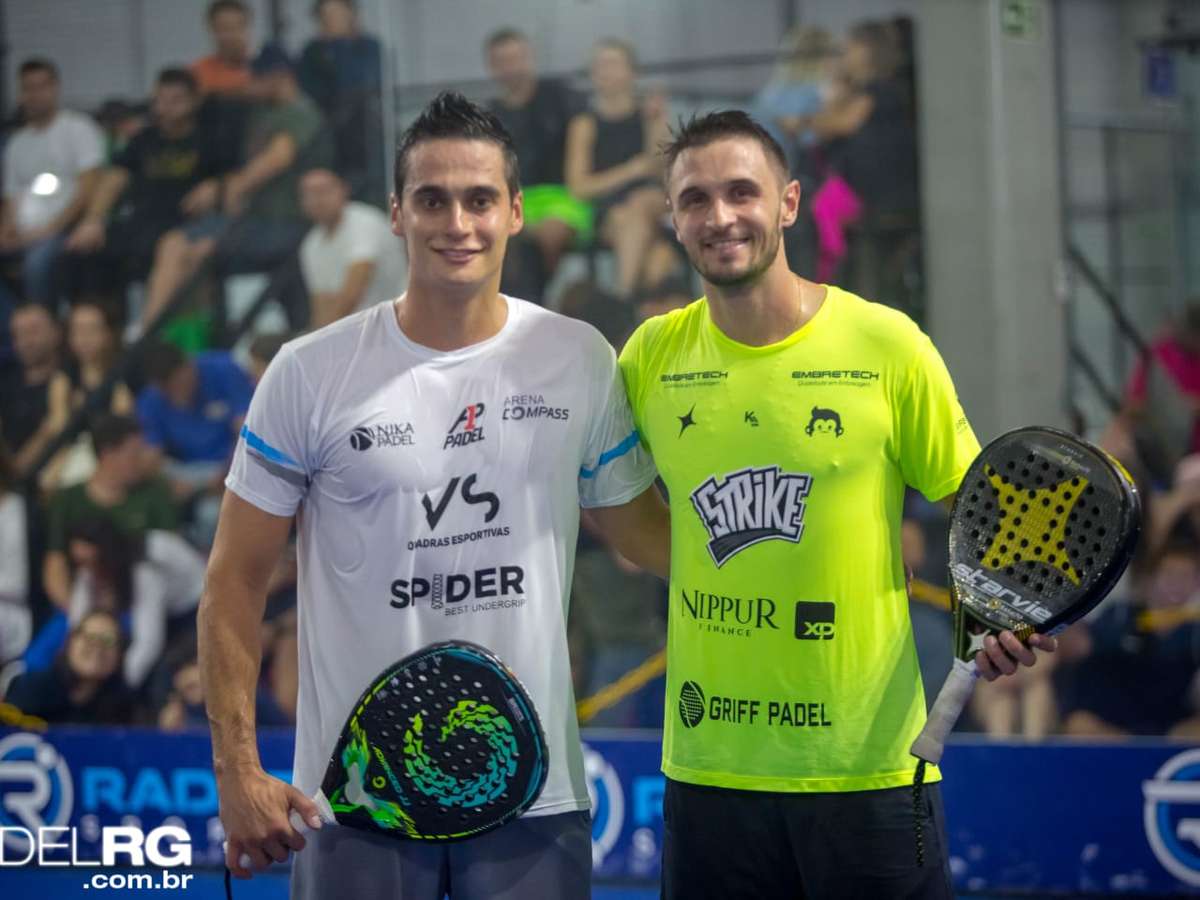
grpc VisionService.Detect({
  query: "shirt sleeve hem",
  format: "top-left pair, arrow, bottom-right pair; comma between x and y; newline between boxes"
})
579,468 -> 659,509
224,477 -> 300,518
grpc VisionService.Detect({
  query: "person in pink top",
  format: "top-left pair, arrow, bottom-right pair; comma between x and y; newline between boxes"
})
1123,304 -> 1200,455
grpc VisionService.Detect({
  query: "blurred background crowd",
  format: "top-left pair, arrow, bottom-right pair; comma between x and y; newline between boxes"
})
0,0 -> 1198,746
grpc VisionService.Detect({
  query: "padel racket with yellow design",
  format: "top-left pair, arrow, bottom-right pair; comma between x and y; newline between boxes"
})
237,641 -> 547,868
910,426 -> 1140,764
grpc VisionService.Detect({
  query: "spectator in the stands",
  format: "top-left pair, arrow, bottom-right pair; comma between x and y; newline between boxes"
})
486,28 -> 590,301
299,168 -> 406,328
298,0 -> 385,202
1062,535 -> 1200,738
42,414 -> 177,612
192,0 -> 254,97
0,443 -> 30,664
136,44 -> 331,333
1,58 -> 105,308
66,69 -> 232,310
566,39 -> 678,301
0,301 -> 63,476
40,300 -> 135,490
6,610 -> 136,725
158,648 -> 208,730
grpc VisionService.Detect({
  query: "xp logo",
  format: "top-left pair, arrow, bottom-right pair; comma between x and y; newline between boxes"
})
583,745 -> 624,867
422,474 -> 500,531
0,733 -> 73,856
679,681 -> 706,728
1144,748 -> 1200,886
351,422 -> 415,451
690,466 -> 813,567
445,403 -> 486,449
794,601 -> 835,640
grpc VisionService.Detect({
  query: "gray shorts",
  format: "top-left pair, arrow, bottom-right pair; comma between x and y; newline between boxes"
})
290,810 -> 591,900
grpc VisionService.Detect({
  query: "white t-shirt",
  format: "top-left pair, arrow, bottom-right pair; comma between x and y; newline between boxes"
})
225,296 -> 657,817
299,202 -> 408,313
3,110 -> 104,232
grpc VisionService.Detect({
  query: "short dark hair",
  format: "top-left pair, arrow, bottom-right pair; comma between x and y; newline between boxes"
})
594,38 -> 637,68
19,58 -> 58,82
485,28 -> 528,53
140,341 -> 187,385
393,91 -> 520,199
156,67 -> 199,94
207,0 -> 249,22
90,414 -> 141,457
661,110 -> 789,186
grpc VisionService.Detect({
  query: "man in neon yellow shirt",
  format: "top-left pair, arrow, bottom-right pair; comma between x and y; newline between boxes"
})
619,111 -> 1056,899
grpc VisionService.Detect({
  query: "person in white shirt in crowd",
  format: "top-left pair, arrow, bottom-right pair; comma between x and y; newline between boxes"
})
202,92 -> 669,898
0,444 -> 30,664
298,167 -> 407,329
1,58 -> 104,308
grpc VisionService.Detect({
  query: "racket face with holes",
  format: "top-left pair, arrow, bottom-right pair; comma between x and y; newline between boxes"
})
318,640 -> 548,842
948,426 -> 1140,660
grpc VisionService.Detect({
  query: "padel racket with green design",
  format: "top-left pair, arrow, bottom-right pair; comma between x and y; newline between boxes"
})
910,426 -> 1140,764
237,640 -> 547,867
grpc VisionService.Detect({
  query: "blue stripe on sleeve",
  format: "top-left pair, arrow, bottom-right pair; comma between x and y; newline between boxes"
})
241,424 -> 302,469
579,429 -> 640,479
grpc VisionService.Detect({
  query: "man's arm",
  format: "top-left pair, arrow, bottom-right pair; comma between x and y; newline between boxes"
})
310,260 -> 375,329
584,484 -> 670,580
65,167 -> 130,251
199,490 -> 321,877
224,133 -> 298,216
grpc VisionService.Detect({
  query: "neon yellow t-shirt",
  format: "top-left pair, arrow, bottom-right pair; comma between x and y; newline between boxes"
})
619,286 -> 981,792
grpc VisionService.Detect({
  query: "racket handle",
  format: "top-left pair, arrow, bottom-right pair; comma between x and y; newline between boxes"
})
232,789 -> 334,871
910,657 -> 979,765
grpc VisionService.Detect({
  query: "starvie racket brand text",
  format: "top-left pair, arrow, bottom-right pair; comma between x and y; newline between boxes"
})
950,562 -> 1053,623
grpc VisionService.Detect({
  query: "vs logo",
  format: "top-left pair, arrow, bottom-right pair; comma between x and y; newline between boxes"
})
422,474 -> 500,530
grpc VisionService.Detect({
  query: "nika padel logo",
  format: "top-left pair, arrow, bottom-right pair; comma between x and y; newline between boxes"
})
0,732 -> 194,886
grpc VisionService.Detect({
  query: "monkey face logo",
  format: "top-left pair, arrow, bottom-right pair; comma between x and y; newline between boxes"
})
805,407 -> 843,437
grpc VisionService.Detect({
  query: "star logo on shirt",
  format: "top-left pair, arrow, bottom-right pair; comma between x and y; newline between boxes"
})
678,405 -> 697,437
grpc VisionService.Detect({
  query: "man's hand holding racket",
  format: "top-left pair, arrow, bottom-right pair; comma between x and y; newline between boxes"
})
973,629 -> 1057,681
219,764 -> 324,878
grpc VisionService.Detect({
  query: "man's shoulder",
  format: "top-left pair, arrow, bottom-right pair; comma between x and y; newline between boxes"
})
343,201 -> 391,233
824,286 -> 929,358
511,298 -> 611,357
624,298 -> 706,361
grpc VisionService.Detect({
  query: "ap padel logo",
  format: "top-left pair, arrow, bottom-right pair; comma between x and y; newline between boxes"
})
690,466 -> 813,567
0,732 -> 74,856
445,403 -> 486,450
1144,748 -> 1200,886
679,681 -> 706,728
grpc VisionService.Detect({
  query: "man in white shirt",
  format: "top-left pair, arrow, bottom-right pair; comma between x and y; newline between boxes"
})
1,58 -> 104,307
298,168 -> 407,329
201,92 -> 670,899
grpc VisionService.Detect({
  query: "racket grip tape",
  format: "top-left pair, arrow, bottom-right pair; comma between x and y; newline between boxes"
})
231,788 -> 335,871
909,657 -> 979,765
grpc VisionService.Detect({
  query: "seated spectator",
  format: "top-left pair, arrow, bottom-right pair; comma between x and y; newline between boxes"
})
65,69 -> 232,309
137,341 -> 251,476
803,22 -> 917,292
566,40 -> 678,301
246,331 -> 290,385
750,26 -> 835,177
0,301 -> 63,476
137,44 -> 332,333
42,414 -> 177,612
191,0 -> 254,98
299,168 -> 406,329
298,0 -> 385,201
1062,535 -> 1200,738
486,28 -> 590,301
41,300 -> 134,489
158,648 -> 208,730
0,443 -> 30,664
5,610 -> 136,725
0,58 -> 105,308
1111,303 -> 1200,476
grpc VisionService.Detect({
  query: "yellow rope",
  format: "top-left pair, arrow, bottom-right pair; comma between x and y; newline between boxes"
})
576,648 -> 667,724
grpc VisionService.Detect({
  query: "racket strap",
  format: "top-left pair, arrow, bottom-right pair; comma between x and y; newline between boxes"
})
912,758 -> 927,868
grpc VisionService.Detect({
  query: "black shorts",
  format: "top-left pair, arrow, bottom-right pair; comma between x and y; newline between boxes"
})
661,778 -> 953,900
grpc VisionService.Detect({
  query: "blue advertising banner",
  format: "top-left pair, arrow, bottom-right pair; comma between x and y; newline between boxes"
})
2,727 -> 1200,894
